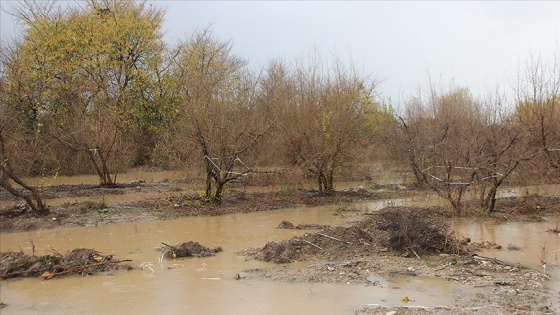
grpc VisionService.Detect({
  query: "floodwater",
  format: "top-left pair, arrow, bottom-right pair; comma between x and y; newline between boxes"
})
0,206 -> 475,315
1,183 -> 559,314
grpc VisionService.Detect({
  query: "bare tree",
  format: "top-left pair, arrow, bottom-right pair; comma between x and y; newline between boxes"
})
396,86 -> 483,214
513,52 -> 560,179
278,52 -> 377,193
475,91 -> 532,213
170,28 -> 276,202
0,122 -> 48,215
393,81 -> 530,214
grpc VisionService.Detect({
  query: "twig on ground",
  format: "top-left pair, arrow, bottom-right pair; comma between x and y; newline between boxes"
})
317,233 -> 352,244
294,238 -> 322,250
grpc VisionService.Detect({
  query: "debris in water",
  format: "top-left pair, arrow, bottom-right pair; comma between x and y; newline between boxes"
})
0,248 -> 132,280
158,241 -> 222,258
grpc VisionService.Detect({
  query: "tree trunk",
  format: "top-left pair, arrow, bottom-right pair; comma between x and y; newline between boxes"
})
450,200 -> 462,216
317,171 -> 324,193
485,186 -> 498,214
205,173 -> 213,200
214,181 -> 224,202
324,168 -> 334,192
0,165 -> 49,216
410,161 -> 425,185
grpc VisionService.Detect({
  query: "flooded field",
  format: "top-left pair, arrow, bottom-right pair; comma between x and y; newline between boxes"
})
1,191 -> 559,314
1,168 -> 558,314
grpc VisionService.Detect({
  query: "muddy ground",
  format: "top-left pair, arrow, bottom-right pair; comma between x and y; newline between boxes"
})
239,207 -> 559,314
0,180 -> 412,233
1,178 -> 560,314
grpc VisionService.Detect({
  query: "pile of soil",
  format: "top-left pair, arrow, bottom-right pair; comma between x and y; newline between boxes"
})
0,248 -> 132,280
158,241 -> 222,259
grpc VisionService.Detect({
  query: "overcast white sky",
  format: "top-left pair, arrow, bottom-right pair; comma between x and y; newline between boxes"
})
1,1 -> 560,103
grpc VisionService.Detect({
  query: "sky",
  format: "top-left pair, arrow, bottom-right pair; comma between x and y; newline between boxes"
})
1,1 -> 560,105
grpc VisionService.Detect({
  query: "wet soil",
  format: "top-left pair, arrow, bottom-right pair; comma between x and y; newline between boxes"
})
0,181 -> 410,233
238,205 -> 559,315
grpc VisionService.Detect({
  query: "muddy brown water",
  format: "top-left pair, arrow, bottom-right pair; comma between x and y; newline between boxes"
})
0,205 -> 471,315
1,184 -> 559,314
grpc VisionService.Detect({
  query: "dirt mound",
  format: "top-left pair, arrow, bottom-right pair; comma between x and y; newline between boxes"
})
243,207 -> 465,264
0,248 -> 132,280
158,241 -> 222,258
276,220 -> 329,230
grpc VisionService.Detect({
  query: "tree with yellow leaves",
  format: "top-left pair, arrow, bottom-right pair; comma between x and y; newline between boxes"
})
4,0 -> 166,186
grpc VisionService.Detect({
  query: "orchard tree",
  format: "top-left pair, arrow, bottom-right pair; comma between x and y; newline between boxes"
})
279,53 -> 379,193
6,0 -> 166,185
171,28 -> 275,202
513,53 -> 560,178
0,49 -> 48,214
396,86 -> 484,214
475,92 -> 531,213
395,83 -> 531,214
253,59 -> 296,167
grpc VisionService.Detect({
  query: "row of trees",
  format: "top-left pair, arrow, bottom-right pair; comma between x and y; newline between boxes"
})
1,0 -> 558,214
389,61 -> 559,214
0,0 -> 388,206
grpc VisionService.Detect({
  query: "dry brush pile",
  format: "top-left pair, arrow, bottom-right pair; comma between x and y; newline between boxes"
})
242,207 -> 466,264
158,241 -> 223,259
0,248 -> 132,280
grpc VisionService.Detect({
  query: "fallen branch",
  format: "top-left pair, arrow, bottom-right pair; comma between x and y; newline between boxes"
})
2,259 -> 132,280
47,259 -> 132,279
317,233 -> 352,244
473,254 -> 518,268
294,238 -> 322,250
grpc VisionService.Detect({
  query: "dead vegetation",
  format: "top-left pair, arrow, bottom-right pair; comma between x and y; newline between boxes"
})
242,207 -> 466,264
369,208 -> 465,256
158,241 -> 222,259
0,248 -> 132,280
276,220 -> 329,230
495,195 -> 560,215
